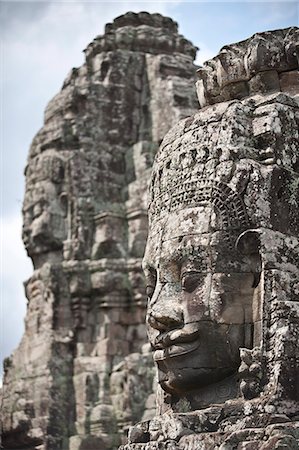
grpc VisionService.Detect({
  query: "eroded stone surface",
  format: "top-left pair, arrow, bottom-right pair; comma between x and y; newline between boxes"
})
196,27 -> 299,107
1,12 -> 198,450
123,27 -> 299,449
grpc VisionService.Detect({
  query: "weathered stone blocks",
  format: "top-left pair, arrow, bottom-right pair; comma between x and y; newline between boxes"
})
196,27 -> 299,108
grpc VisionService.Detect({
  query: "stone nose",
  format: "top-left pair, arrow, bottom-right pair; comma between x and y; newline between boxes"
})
148,304 -> 184,332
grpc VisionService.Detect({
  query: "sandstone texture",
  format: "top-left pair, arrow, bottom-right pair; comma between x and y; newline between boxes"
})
1,12 -> 198,450
123,27 -> 299,449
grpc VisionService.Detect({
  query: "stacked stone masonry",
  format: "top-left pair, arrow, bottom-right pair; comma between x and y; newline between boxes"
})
1,12 -> 198,450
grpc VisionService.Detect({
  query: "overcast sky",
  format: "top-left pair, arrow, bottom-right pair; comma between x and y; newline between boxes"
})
1,0 -> 298,381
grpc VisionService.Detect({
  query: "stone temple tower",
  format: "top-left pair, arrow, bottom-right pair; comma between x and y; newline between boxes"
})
1,12 -> 198,450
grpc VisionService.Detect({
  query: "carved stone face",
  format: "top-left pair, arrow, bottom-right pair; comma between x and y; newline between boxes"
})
22,181 -> 66,257
22,153 -> 66,264
143,208 -> 256,396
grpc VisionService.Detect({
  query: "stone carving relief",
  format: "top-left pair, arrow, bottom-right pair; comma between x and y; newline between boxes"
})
124,27 -> 299,449
2,14 -> 299,450
22,151 -> 67,265
1,12 -> 198,450
143,134 -> 263,412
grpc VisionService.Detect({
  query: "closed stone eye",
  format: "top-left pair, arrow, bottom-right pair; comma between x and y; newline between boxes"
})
181,271 -> 202,293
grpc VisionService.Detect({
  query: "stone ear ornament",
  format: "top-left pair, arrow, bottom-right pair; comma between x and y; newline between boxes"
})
235,229 -> 262,288
235,229 -> 261,255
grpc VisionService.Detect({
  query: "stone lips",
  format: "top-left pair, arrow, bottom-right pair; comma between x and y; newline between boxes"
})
153,340 -> 200,362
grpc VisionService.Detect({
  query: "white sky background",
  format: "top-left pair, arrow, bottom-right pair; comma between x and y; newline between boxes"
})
0,0 -> 298,380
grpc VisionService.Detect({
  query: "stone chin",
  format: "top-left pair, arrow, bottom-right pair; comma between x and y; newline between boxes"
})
24,231 -> 63,256
154,341 -> 240,394
158,360 -> 238,395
